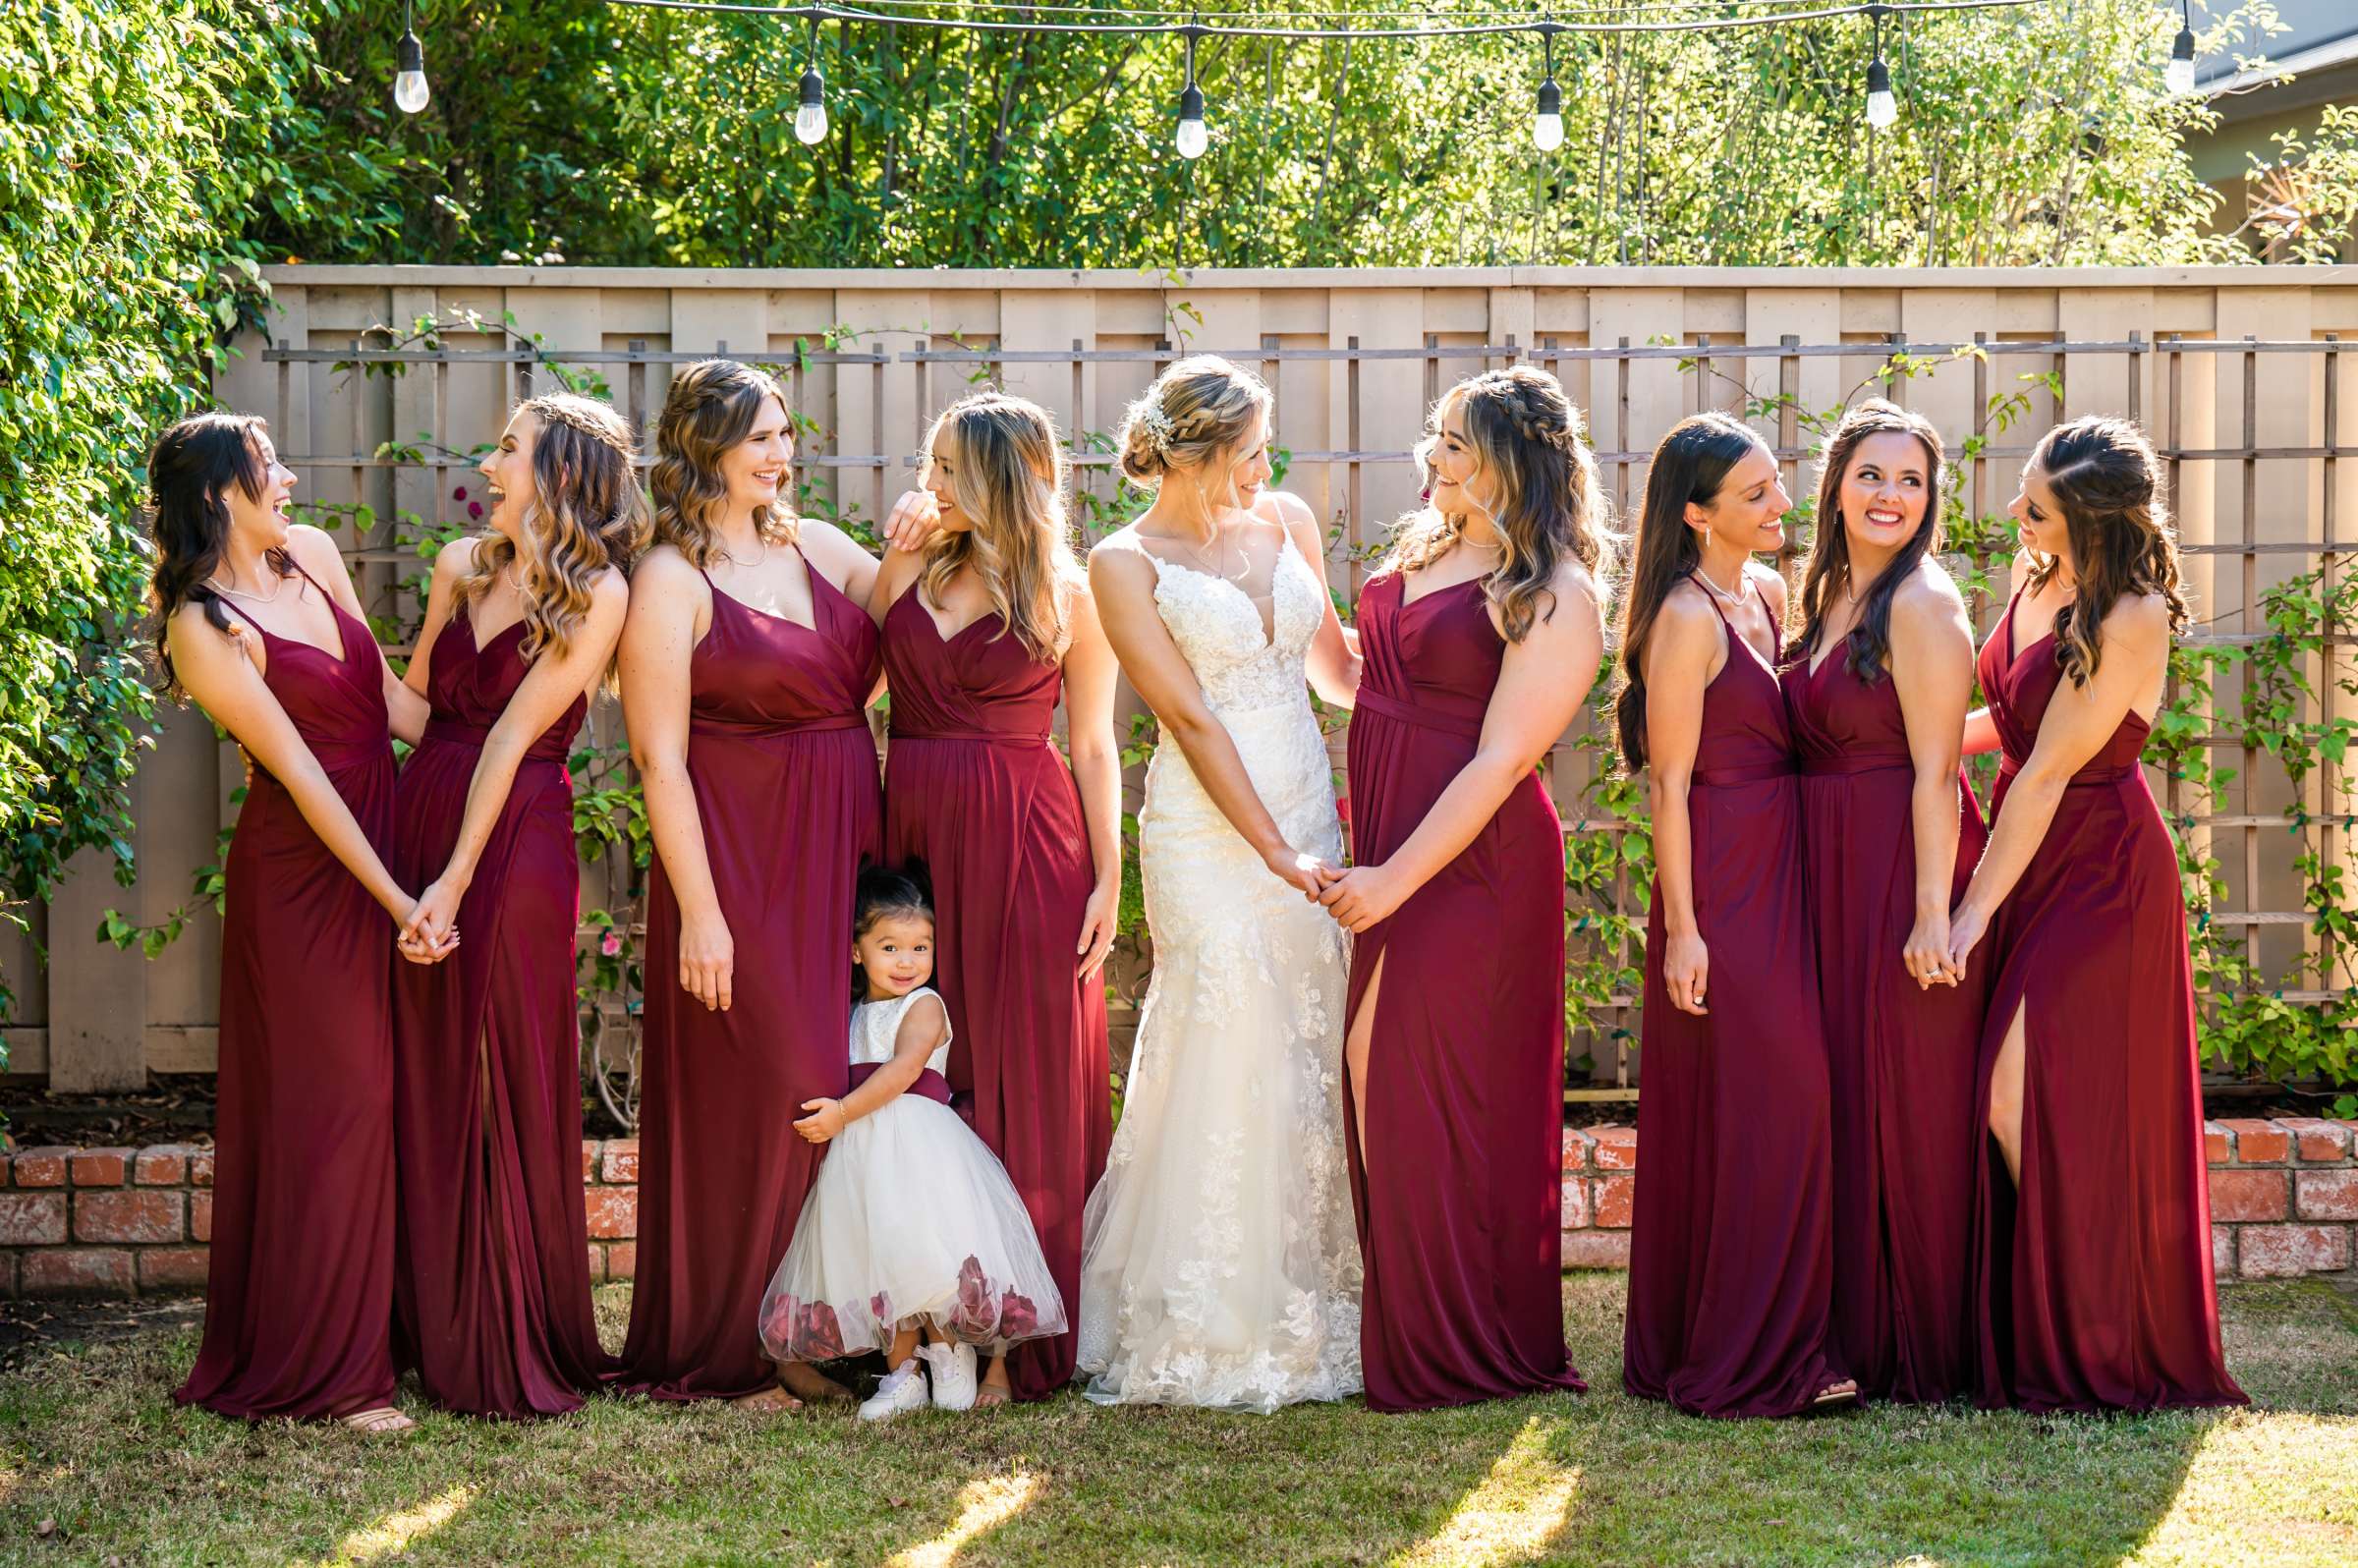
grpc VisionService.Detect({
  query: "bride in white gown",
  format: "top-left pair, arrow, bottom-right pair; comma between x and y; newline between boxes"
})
1077,356 -> 1365,1412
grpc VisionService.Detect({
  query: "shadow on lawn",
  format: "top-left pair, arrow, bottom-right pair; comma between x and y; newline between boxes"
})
0,1276 -> 2347,1565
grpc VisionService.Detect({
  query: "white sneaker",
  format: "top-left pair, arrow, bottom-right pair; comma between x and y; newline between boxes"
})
858,1359 -> 929,1421
918,1341 -> 978,1411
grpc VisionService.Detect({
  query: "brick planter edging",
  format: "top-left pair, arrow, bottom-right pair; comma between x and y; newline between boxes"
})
0,1140 -> 646,1299
1557,1116 -> 2358,1280
2,1118 -> 2351,1297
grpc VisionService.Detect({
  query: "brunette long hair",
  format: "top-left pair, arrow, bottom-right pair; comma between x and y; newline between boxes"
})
1612,413 -> 1768,772
1789,399 -> 1945,684
146,412 -> 286,695
650,359 -> 797,567
2026,416 -> 2190,687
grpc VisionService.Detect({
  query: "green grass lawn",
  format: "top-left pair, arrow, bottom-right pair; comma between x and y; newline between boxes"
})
0,1274 -> 2352,1566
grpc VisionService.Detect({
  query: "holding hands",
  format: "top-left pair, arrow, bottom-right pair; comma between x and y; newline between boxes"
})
396,880 -> 463,966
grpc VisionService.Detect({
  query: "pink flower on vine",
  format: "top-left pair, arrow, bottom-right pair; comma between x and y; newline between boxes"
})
600,929 -> 623,957
468,501 -> 484,520
451,485 -> 468,501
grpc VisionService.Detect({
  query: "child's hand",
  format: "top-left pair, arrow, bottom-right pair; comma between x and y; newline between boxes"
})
794,1098 -> 848,1144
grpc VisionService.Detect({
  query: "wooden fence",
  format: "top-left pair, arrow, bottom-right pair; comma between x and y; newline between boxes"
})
10,266 -> 2358,1106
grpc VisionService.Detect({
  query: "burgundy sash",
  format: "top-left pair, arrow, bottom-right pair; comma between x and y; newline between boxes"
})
847,1062 -> 953,1105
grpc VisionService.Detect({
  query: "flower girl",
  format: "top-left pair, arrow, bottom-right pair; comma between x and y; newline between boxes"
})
758,864 -> 1067,1418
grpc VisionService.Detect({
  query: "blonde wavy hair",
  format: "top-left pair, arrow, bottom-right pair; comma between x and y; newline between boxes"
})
1115,355 -> 1273,505
650,359 -> 798,567
453,392 -> 649,672
1386,365 -> 1607,643
918,392 -> 1080,663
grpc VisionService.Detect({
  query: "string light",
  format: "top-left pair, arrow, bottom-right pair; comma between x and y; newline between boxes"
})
2166,0 -> 2198,97
1864,5 -> 1897,130
1533,24 -> 1564,152
588,0 -> 2057,160
795,16 -> 829,142
1175,21 -> 1207,159
393,0 -> 430,115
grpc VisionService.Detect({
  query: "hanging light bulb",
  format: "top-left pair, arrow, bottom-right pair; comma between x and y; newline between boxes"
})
796,64 -> 828,143
1532,28 -> 1563,152
794,19 -> 827,144
1175,25 -> 1207,159
392,1 -> 429,115
1865,57 -> 1897,129
2167,2 -> 2199,97
1176,82 -> 1208,159
1864,10 -> 1896,130
1534,77 -> 1564,152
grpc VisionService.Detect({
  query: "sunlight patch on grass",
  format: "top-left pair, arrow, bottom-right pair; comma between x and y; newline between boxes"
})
883,1471 -> 1042,1568
1395,1416 -> 1579,1567
309,1483 -> 477,1568
2129,1413 -> 2358,1567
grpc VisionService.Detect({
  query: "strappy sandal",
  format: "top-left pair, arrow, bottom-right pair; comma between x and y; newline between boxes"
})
334,1406 -> 416,1435
1810,1379 -> 1862,1411
973,1382 -> 1012,1409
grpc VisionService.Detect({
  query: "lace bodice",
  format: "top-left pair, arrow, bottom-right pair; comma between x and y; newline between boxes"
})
851,986 -> 952,1075
1077,524 -> 1361,1413
1110,531 -> 1326,715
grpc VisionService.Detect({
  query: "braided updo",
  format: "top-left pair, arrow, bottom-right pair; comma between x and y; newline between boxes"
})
1386,364 -> 1608,643
1115,355 -> 1273,490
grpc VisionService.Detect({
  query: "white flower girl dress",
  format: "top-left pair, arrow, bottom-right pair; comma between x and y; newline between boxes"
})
758,985 -> 1067,1365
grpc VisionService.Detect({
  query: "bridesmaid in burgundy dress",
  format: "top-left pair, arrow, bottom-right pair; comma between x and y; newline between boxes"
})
869,391 -> 1120,1405
1318,367 -> 1602,1411
1946,417 -> 2243,1412
1779,400 -> 1987,1403
389,394 -> 644,1417
147,414 -> 438,1432
1615,413 -> 1855,1419
614,361 -> 924,1409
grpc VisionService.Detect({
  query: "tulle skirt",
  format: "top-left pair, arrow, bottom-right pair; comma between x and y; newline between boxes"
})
758,1096 -> 1067,1363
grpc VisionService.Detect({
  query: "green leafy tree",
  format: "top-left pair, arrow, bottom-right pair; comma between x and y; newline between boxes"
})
0,0 -> 310,1020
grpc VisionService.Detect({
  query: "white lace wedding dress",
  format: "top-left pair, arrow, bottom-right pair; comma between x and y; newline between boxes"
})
1075,528 -> 1364,1413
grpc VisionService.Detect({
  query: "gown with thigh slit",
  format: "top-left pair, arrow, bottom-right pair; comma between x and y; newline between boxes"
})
176,575 -> 400,1421
1341,571 -> 1585,1412
1622,575 -> 1847,1419
392,603 -> 611,1417
1967,588 -> 2244,1413
611,555 -> 883,1400
879,588 -> 1111,1402
1781,644 -> 1989,1404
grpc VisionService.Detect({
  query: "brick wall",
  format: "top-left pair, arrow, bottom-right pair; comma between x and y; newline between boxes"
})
1,1120 -> 2349,1297
0,1140 -> 645,1298
1557,1117 -> 2358,1281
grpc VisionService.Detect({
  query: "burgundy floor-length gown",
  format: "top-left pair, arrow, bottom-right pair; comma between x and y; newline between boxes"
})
391,605 -> 609,1417
880,589 -> 1111,1402
177,580 -> 399,1420
1341,572 -> 1585,1412
1782,647 -> 1988,1403
1968,590 -> 2244,1413
1623,578 -> 1846,1419
612,557 -> 883,1400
